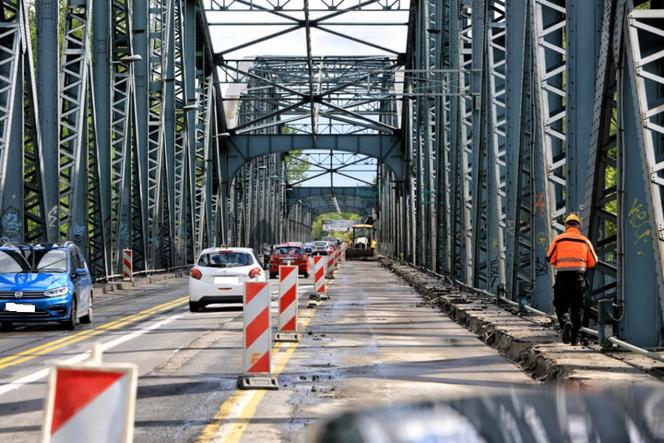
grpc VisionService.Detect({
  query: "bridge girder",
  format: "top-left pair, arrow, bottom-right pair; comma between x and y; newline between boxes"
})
287,186 -> 378,220
223,134 -> 404,185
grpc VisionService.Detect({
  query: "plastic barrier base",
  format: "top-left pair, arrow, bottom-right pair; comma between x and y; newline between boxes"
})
236,375 -> 279,390
275,332 -> 299,342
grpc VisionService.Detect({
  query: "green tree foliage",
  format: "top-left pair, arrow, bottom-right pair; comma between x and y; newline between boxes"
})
283,151 -> 309,185
311,212 -> 362,241
279,126 -> 310,185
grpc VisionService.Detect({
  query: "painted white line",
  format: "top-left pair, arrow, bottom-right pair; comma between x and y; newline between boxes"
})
0,313 -> 182,398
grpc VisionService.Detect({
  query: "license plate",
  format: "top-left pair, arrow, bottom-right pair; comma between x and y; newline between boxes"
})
214,276 -> 238,285
5,302 -> 35,313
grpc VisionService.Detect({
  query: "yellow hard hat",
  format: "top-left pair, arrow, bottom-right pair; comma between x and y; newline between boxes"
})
564,213 -> 581,224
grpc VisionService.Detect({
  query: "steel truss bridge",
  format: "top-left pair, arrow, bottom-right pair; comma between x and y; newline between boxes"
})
1,0 -> 664,347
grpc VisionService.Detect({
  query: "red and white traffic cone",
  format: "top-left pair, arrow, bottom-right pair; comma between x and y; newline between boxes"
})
275,265 -> 298,342
237,281 -> 278,390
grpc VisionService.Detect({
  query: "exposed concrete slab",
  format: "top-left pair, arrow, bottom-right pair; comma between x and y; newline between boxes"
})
225,261 -> 534,443
379,258 -> 663,385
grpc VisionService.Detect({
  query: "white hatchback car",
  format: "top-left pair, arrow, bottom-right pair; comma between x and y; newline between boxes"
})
189,247 -> 267,312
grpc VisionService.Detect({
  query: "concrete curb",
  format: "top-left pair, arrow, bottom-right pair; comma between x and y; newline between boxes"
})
93,270 -> 187,295
379,257 -> 661,385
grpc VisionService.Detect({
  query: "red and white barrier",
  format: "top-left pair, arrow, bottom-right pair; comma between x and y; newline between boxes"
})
238,281 -> 278,389
42,346 -> 137,443
326,251 -> 335,279
122,249 -> 133,281
276,265 -> 298,342
314,256 -> 327,300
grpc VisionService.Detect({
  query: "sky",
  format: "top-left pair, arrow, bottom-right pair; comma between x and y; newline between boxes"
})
204,0 -> 410,187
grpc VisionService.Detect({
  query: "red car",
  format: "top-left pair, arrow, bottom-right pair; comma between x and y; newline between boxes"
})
269,243 -> 310,279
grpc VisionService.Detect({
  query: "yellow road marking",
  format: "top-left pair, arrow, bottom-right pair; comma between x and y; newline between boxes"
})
198,278 -> 335,443
0,296 -> 188,370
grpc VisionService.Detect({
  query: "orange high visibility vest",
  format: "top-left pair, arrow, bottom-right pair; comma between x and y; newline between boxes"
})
546,227 -> 598,272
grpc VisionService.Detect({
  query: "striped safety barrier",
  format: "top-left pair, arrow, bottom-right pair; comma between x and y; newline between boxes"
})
122,249 -> 133,281
326,251 -> 335,279
42,345 -> 137,443
314,256 -> 327,300
237,281 -> 278,390
276,265 -> 299,342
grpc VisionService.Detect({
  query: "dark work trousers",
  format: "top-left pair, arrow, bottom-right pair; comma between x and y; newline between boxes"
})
553,271 -> 586,341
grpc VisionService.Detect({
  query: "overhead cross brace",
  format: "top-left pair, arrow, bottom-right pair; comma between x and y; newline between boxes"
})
222,134 -> 404,184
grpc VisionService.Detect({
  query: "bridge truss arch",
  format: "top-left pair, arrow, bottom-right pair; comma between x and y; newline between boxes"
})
6,0 -> 664,349
287,186 -> 378,221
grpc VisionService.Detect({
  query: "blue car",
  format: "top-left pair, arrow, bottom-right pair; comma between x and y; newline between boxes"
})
0,242 -> 93,331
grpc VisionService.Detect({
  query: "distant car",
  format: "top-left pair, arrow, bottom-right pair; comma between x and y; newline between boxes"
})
304,242 -> 314,254
0,242 -> 93,331
269,243 -> 310,279
189,247 -> 267,312
312,241 -> 330,256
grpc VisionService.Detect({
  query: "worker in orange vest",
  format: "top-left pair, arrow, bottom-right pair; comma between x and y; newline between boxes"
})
546,213 -> 598,345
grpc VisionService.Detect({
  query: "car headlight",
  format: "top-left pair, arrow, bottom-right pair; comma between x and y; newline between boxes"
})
44,286 -> 70,297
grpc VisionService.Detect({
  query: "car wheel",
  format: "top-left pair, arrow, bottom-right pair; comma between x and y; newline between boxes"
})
80,295 -> 93,324
189,301 -> 202,312
303,272 -> 309,279
63,298 -> 78,330
0,321 -> 13,332
270,273 -> 277,279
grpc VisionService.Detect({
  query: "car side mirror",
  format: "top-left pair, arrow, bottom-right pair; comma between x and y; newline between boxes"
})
75,268 -> 89,277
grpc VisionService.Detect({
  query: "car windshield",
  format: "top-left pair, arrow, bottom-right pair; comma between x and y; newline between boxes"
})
313,242 -> 327,248
35,250 -> 69,272
273,246 -> 304,256
354,227 -> 372,237
0,250 -> 27,274
0,248 -> 68,274
198,251 -> 253,268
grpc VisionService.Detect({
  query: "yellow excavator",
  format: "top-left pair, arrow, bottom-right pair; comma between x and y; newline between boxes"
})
346,224 -> 376,259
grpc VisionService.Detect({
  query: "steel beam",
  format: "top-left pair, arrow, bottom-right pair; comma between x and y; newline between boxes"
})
223,134 -> 404,185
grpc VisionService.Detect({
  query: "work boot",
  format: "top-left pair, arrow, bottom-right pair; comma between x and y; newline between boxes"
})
562,321 -> 572,344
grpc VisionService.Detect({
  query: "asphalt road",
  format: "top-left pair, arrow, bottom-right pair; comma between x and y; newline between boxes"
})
0,263 -> 534,442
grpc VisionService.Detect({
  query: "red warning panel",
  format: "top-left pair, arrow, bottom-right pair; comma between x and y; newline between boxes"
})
42,364 -> 137,443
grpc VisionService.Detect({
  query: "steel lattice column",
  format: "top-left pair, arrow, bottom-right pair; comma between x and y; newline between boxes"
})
0,1 -> 45,245
620,5 -> 664,347
58,0 -> 93,246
